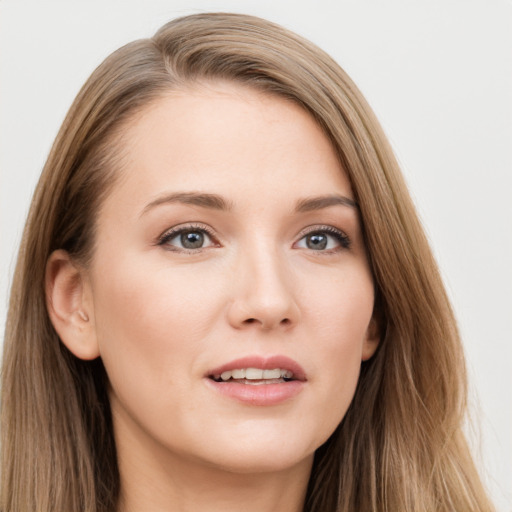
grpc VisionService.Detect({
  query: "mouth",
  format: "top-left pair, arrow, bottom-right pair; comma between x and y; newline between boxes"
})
205,355 -> 306,405
207,355 -> 306,384
209,367 -> 295,385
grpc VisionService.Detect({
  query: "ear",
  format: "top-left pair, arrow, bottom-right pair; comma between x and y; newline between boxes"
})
361,315 -> 380,361
45,249 -> 100,360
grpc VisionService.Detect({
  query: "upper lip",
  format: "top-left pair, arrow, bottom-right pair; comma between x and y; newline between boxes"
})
207,355 -> 307,381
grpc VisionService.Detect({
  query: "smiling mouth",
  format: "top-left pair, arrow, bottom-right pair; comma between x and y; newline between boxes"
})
210,367 -> 295,385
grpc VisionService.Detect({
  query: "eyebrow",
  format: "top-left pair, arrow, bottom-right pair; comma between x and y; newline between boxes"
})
141,192 -> 233,216
294,194 -> 357,212
141,191 -> 357,217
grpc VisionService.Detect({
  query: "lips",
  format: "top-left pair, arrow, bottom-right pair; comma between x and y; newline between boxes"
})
205,355 -> 306,406
214,367 -> 293,383
207,355 -> 307,382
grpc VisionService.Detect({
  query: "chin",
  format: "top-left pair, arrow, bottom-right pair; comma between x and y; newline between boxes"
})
205,447 -> 315,475
187,425 -> 323,475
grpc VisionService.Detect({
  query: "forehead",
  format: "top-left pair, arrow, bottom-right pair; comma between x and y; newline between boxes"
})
105,82 -> 352,213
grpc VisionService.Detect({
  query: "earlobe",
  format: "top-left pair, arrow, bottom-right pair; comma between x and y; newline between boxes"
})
362,316 -> 380,361
45,249 -> 100,360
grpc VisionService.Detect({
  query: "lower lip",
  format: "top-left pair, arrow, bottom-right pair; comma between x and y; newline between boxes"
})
205,379 -> 304,406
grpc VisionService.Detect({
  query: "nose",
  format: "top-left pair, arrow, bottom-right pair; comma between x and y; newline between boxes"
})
226,246 -> 300,331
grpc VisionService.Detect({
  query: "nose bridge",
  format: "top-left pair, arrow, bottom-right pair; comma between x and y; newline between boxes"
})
228,238 -> 299,330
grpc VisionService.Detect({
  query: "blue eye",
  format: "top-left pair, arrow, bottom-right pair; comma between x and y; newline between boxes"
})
158,227 -> 216,251
296,228 -> 350,251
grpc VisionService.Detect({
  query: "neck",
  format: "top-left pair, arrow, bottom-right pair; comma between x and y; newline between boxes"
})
118,455 -> 312,512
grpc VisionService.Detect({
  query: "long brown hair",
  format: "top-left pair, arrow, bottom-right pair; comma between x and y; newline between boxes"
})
1,12 -> 494,512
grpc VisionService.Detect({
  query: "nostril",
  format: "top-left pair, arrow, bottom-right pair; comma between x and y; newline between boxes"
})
242,317 -> 292,328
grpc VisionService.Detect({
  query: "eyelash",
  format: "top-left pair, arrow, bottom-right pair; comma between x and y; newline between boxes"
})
157,223 -> 219,252
156,224 -> 351,253
295,225 -> 351,252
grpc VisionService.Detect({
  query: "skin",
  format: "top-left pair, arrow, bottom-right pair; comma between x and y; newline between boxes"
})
47,82 -> 379,512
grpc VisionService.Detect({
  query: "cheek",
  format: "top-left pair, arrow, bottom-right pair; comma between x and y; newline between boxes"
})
89,254 -> 225,389
304,262 -> 374,351
301,268 -> 374,429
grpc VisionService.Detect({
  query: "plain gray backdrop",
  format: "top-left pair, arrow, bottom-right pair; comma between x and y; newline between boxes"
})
1,1 -> 511,509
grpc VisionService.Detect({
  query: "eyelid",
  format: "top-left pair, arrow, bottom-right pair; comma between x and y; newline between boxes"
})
294,224 -> 351,251
156,222 -> 220,251
155,222 -> 350,252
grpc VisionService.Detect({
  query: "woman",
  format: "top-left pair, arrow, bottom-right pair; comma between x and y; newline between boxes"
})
1,12 -> 494,512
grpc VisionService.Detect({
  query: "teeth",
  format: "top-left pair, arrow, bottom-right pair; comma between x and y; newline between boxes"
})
218,368 -> 294,382
243,378 -> 283,385
245,368 -> 263,380
220,370 -> 233,381
263,369 -> 281,379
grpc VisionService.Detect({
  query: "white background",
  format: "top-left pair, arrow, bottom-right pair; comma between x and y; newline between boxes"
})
1,1 -> 511,509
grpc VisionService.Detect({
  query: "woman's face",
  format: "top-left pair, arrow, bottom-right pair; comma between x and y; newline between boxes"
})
83,82 -> 378,475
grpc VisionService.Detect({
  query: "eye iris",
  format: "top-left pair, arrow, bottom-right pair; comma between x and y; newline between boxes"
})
307,233 -> 327,250
181,231 -> 204,249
